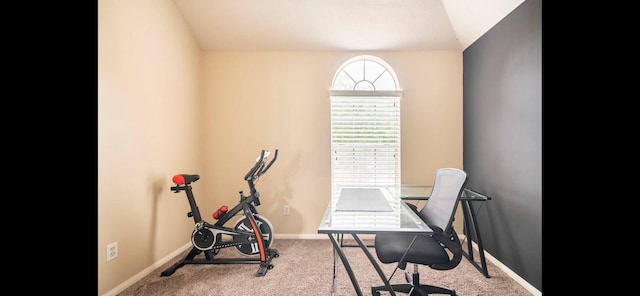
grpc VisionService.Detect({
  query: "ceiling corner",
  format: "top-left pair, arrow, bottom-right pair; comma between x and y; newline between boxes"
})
443,0 -> 526,50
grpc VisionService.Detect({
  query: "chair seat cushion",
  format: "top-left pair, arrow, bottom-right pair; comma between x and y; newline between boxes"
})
375,232 -> 449,266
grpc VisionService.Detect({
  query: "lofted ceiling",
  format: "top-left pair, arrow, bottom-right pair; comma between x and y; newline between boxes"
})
173,0 -> 526,51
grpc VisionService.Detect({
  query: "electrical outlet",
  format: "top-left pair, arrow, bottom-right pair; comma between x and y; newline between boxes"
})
107,242 -> 118,261
283,205 -> 290,216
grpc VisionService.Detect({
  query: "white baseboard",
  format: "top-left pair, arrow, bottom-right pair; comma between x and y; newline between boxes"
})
276,233 -> 327,239
103,235 -> 541,296
458,234 -> 541,296
275,233 -> 376,240
101,242 -> 192,296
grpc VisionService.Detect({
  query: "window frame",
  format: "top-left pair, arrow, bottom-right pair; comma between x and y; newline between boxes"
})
330,56 -> 402,192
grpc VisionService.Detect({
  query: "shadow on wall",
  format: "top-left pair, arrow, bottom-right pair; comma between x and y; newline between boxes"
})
148,172 -> 167,264
272,151 -> 304,234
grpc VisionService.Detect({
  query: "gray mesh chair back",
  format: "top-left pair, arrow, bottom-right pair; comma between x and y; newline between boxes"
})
419,168 -> 468,234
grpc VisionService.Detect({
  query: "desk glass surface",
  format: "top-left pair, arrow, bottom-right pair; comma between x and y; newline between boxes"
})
400,185 -> 491,201
317,186 -> 431,235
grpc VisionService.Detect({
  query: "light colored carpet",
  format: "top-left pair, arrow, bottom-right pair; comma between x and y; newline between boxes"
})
117,238 -> 532,295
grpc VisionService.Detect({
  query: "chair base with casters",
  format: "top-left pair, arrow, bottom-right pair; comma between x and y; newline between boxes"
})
370,230 -> 461,296
371,266 -> 457,296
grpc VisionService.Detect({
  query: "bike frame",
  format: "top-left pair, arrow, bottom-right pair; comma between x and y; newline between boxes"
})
160,150 -> 279,277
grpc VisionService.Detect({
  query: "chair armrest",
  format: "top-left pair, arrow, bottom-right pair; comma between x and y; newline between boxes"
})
404,201 -> 420,215
430,228 -> 463,270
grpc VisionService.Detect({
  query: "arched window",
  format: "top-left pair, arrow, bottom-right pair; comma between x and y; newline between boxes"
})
330,55 -> 402,192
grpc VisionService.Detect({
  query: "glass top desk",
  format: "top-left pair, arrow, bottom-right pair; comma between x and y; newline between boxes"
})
317,186 -> 432,296
400,185 -> 492,278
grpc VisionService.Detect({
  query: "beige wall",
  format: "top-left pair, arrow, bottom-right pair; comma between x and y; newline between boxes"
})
98,0 -> 203,294
98,1 -> 463,295
200,51 -> 463,236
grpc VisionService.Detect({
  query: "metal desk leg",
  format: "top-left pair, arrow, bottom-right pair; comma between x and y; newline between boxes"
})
332,235 -> 338,295
327,234 -> 363,296
338,233 -> 374,248
461,200 -> 490,278
327,234 -> 399,296
352,234 -> 396,296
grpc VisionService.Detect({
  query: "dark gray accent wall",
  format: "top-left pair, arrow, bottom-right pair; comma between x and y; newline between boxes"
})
462,0 -> 541,292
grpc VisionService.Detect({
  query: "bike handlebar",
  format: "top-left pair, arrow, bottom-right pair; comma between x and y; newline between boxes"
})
259,149 -> 278,177
244,149 -> 279,181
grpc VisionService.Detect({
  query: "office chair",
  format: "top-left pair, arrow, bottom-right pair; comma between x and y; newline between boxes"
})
372,168 -> 468,296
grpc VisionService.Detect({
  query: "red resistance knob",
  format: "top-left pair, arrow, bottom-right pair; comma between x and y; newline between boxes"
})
212,205 -> 229,220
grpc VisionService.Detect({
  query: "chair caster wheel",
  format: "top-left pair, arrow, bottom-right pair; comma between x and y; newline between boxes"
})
274,253 -> 280,258
267,264 -> 274,269
371,288 -> 380,296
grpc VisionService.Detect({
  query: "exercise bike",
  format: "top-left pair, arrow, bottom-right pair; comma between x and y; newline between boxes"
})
160,149 -> 280,277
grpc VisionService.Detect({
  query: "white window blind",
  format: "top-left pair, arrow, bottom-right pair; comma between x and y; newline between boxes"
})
330,95 -> 400,188
330,55 -> 402,191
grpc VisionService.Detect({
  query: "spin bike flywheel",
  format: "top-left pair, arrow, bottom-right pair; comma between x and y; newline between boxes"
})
233,214 -> 275,256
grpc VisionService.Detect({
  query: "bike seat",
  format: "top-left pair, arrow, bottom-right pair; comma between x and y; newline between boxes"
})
172,174 -> 200,185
